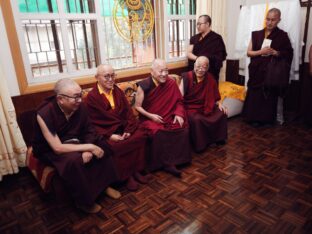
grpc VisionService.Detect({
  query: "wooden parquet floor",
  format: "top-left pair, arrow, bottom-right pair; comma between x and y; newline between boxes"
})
1,117 -> 312,234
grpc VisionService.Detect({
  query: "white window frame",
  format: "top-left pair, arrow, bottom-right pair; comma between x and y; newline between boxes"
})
163,0 -> 196,62
11,0 -> 103,85
10,0 -> 196,86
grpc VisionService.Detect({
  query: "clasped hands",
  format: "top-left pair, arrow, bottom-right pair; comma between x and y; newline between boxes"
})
261,46 -> 279,56
109,132 -> 131,142
82,144 -> 104,164
149,113 -> 184,127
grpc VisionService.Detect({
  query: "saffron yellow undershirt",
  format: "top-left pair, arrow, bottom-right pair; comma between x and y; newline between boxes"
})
97,83 -> 115,109
152,77 -> 159,87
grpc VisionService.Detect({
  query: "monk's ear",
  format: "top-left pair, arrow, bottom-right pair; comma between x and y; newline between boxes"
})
56,95 -> 62,103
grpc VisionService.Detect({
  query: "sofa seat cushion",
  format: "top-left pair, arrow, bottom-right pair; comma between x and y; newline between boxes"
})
26,147 -> 56,193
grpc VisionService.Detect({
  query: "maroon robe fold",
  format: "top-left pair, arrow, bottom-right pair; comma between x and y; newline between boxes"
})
137,77 -> 191,171
85,84 -> 147,181
182,71 -> 227,152
32,96 -> 118,206
243,27 -> 293,123
188,31 -> 227,81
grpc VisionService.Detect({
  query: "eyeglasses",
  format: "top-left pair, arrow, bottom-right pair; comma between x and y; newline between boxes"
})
101,73 -> 116,80
59,92 -> 83,102
196,22 -> 207,26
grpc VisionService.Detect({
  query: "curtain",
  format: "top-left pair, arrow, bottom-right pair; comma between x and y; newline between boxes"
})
235,0 -> 302,85
0,63 -> 27,181
196,0 -> 227,81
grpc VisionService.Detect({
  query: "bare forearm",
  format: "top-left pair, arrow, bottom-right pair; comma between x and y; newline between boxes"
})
135,106 -> 153,120
53,143 -> 94,155
187,52 -> 197,61
247,50 -> 262,57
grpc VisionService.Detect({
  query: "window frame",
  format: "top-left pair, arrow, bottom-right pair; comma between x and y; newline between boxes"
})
11,0 -> 101,85
163,0 -> 197,62
3,0 -> 191,94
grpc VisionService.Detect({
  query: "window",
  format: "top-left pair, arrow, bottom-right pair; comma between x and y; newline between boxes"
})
9,0 -> 196,89
165,0 -> 196,61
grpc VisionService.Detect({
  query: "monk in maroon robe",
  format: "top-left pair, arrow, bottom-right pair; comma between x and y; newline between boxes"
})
32,79 -> 120,214
135,59 -> 191,177
85,64 -> 148,191
187,15 -> 227,82
243,8 -> 293,125
181,56 -> 228,152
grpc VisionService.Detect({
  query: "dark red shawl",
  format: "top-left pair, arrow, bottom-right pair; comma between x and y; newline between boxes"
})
85,84 -> 138,138
182,71 -> 220,115
137,77 -> 187,133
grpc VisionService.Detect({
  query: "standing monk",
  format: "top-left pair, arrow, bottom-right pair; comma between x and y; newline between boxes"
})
135,59 -> 191,177
181,56 -> 228,152
85,64 -> 149,191
32,78 -> 120,214
187,14 -> 227,82
243,8 -> 293,126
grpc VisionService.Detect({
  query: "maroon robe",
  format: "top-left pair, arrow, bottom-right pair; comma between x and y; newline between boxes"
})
137,77 -> 191,171
32,96 -> 118,206
188,31 -> 227,81
243,27 -> 293,124
85,84 -> 147,181
182,71 -> 227,152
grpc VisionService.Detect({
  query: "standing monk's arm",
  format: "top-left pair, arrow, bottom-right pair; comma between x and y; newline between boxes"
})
37,114 -> 103,156
187,44 -> 197,61
247,40 -> 274,57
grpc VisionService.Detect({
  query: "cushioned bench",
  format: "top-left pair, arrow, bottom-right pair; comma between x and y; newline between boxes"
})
23,75 -> 239,194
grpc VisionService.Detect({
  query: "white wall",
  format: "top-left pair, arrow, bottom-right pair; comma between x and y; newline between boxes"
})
225,0 -> 312,63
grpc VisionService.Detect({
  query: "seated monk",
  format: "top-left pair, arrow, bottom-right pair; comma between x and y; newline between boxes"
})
180,56 -> 228,152
135,59 -> 191,177
32,78 -> 121,214
85,64 -> 149,191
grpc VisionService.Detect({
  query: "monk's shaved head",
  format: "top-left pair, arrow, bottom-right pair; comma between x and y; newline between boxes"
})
268,8 -> 281,19
195,56 -> 209,67
151,59 -> 168,84
96,64 -> 113,77
151,59 -> 166,71
54,78 -> 80,95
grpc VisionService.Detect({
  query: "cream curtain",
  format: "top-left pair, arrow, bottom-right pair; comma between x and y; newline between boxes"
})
0,63 -> 27,181
196,0 -> 227,81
